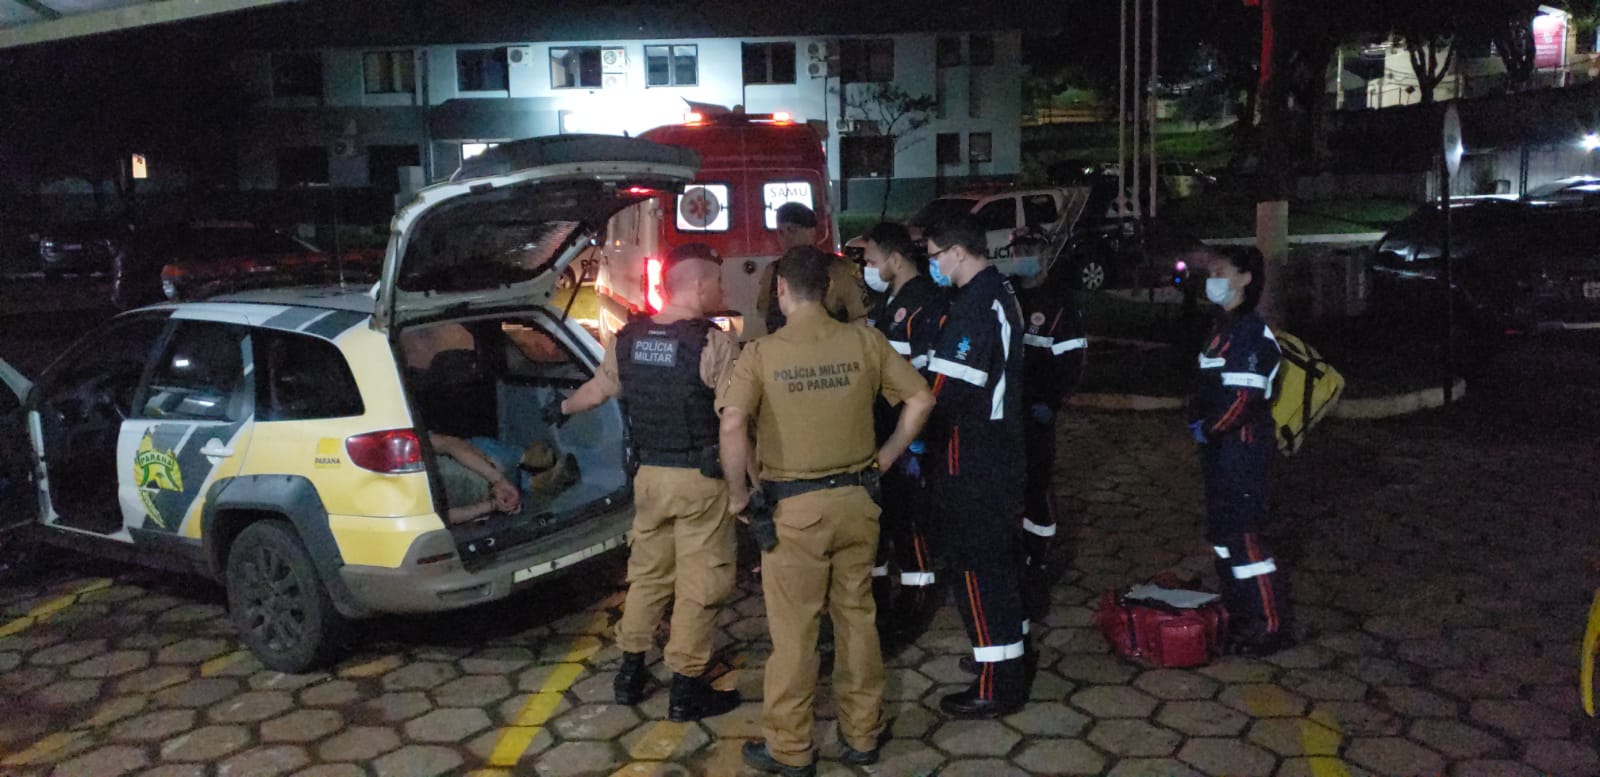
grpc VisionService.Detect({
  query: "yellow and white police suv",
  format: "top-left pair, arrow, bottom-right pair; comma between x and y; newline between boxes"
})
0,136 -> 698,672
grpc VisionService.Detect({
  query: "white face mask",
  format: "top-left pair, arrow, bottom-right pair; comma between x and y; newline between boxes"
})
1205,277 -> 1236,306
863,265 -> 889,293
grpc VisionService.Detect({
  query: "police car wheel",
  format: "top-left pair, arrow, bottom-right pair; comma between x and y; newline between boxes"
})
226,521 -> 348,673
1078,259 -> 1108,291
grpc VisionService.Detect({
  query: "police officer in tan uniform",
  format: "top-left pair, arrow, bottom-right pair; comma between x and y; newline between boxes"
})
557,243 -> 741,722
752,203 -> 868,337
720,246 -> 934,776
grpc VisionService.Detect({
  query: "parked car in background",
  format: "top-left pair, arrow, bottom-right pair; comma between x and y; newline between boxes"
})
37,221 -> 128,279
1159,162 -> 1217,199
112,222 -> 381,309
1523,175 -> 1600,206
1368,199 -> 1600,332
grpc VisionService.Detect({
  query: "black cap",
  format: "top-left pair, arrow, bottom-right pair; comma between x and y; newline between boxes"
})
663,242 -> 722,273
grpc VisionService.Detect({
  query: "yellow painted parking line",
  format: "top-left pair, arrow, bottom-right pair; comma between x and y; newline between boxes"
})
337,654 -> 405,679
200,650 -> 249,677
1242,683 -> 1352,777
473,639 -> 592,772
0,731 -> 87,767
0,577 -> 113,639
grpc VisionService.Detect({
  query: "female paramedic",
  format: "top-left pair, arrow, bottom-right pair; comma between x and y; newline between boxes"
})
1188,246 -> 1294,657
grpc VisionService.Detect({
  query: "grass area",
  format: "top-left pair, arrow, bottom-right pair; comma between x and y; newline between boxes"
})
1026,126 -> 1237,170
1074,290 -> 1457,399
1164,194 -> 1416,240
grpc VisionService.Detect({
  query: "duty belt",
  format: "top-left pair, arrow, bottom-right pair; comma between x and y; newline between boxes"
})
636,448 -> 702,468
762,468 -> 880,502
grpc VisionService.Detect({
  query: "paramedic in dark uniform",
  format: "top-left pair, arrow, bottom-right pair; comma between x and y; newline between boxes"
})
753,203 -> 868,336
720,245 -> 934,776
557,243 -> 741,721
1015,261 -> 1087,626
923,214 -> 1029,718
860,221 -> 947,642
1189,246 -> 1293,656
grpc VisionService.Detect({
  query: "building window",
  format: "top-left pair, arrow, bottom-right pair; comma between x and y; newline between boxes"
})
969,132 -> 993,163
936,36 -> 962,68
645,44 -> 698,87
367,145 -> 421,193
840,38 -> 894,83
937,133 -> 961,165
461,142 -> 499,160
457,47 -> 508,92
364,50 -> 415,94
970,34 -> 995,67
743,42 -> 797,85
277,147 -> 329,187
272,52 -> 322,99
551,46 -> 603,89
841,136 -> 894,178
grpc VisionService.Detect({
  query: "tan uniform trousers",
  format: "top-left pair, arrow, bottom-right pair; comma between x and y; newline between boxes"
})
762,485 -> 885,767
615,465 -> 736,677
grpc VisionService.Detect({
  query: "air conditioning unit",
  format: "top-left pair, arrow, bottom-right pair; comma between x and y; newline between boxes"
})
807,40 -> 837,62
332,138 -> 360,158
601,47 -> 627,73
808,61 -> 828,79
602,72 -> 627,90
507,46 -> 535,67
834,118 -> 876,134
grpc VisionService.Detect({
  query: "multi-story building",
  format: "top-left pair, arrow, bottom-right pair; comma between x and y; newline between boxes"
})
230,21 -> 1023,216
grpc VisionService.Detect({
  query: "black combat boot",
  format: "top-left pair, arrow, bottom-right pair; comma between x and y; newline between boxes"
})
613,651 -> 649,705
667,672 -> 740,722
940,657 -> 1026,719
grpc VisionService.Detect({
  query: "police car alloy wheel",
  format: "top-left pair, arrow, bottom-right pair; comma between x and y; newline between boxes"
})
1079,259 -> 1107,291
226,521 -> 348,673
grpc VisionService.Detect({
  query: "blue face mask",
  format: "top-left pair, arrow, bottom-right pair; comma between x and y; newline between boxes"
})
929,257 -> 954,288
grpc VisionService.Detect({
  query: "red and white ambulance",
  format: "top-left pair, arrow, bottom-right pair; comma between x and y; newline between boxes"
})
592,111 -> 835,341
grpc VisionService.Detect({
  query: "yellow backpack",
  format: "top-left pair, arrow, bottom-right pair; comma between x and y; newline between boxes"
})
1271,330 -> 1345,455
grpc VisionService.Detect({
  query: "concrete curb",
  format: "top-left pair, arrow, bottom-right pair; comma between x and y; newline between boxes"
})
1070,377 -> 1467,420
1201,232 -> 1385,247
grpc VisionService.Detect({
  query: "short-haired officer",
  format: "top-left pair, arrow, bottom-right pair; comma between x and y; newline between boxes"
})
753,203 -> 868,336
720,245 -> 934,776
922,214 -> 1029,718
557,242 -> 741,721
861,221 -> 947,643
1015,260 -> 1087,625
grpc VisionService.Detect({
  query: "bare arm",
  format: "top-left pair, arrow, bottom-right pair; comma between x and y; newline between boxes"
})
719,407 -> 753,518
877,389 -> 934,472
430,434 -> 519,514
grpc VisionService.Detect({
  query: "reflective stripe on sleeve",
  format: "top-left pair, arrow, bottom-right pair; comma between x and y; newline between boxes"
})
888,339 -> 912,356
1021,619 -> 1030,635
928,356 -> 989,388
972,641 -> 1026,662
901,571 -> 936,586
1213,545 -> 1232,559
1022,518 -> 1057,537
871,565 -> 890,577
1023,334 -> 1054,349
1199,354 -> 1226,369
1052,337 -> 1088,354
1221,372 -> 1270,390
1233,559 -> 1278,579
910,354 -> 930,369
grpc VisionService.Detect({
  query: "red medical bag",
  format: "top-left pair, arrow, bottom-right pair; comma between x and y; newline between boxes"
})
1095,579 -> 1229,668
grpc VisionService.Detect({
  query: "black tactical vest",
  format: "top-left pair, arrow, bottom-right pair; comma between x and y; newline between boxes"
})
615,318 -> 720,455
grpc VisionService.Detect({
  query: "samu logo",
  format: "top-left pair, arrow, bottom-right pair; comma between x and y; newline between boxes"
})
134,432 -> 184,529
956,336 -> 972,361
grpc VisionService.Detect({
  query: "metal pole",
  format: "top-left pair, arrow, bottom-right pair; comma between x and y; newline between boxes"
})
1149,0 -> 1159,219
1117,0 -> 1128,219
1336,47 -> 1345,110
1441,151 -> 1453,406
1132,0 -> 1142,219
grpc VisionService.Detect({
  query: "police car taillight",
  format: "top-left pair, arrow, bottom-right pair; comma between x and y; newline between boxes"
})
643,257 -> 664,313
346,430 -> 424,474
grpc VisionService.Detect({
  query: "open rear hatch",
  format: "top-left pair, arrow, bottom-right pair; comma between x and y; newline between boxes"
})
380,136 -> 697,568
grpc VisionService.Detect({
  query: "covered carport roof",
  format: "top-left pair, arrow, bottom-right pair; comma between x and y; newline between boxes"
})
0,0 -> 295,49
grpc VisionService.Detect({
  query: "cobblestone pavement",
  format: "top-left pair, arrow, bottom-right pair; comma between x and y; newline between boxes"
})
1,410 -> 1597,777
